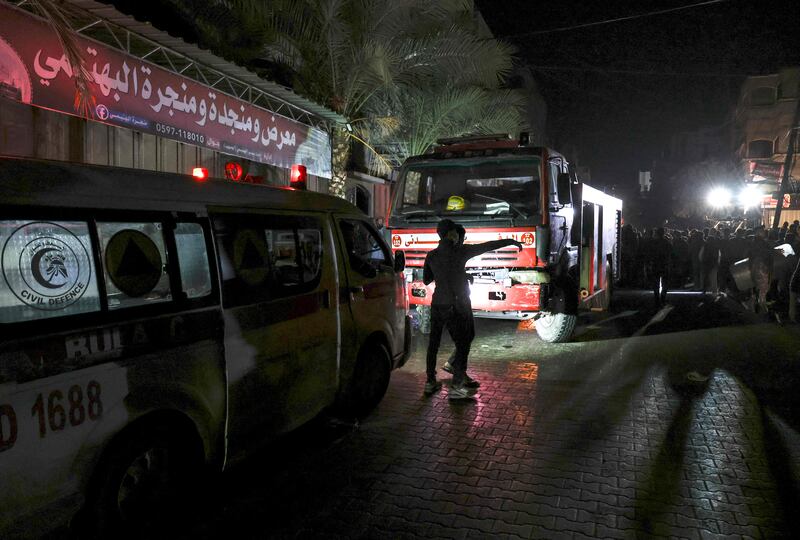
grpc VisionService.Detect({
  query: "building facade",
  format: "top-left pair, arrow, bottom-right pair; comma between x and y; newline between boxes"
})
0,0 -> 343,194
734,67 -> 800,225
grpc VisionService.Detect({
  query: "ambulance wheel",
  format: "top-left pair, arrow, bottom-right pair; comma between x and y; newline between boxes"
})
345,341 -> 392,418
535,312 -> 577,343
81,420 -> 203,537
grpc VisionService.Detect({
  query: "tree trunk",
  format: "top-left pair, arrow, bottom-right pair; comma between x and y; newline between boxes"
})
329,127 -> 350,199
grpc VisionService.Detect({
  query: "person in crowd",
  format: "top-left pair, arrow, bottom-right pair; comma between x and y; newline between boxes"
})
671,231 -> 689,288
638,228 -> 654,288
688,229 -> 704,291
423,219 -> 522,399
749,226 -> 773,316
648,227 -> 672,308
718,227 -> 733,293
701,228 -> 721,294
790,242 -> 800,322
621,224 -> 638,286
780,221 -> 789,242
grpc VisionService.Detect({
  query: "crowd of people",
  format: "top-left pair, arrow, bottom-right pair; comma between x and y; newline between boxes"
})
620,219 -> 800,321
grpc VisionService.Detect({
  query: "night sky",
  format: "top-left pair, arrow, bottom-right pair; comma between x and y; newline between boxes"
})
476,0 -> 800,194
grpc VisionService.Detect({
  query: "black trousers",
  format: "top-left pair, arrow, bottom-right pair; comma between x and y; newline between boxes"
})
425,303 -> 475,386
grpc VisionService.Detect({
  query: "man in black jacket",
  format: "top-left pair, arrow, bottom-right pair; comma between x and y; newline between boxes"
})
423,219 -> 523,399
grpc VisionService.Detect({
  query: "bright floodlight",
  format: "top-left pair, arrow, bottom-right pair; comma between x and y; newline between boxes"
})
707,187 -> 731,207
738,185 -> 762,208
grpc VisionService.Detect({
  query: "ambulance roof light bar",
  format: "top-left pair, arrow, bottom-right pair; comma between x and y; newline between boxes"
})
290,164 -> 307,190
192,167 -> 209,181
435,133 -> 512,146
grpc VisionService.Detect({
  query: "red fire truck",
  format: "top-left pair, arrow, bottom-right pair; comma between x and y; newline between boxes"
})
387,134 -> 622,343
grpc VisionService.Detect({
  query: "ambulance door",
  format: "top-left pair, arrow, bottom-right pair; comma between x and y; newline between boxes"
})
212,212 -> 338,461
335,218 -> 403,363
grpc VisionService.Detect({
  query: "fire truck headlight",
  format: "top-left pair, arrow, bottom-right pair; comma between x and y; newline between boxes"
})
507,270 -> 550,285
707,188 -> 731,208
738,185 -> 762,209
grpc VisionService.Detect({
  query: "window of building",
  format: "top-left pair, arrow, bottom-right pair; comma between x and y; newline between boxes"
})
0,220 -> 101,323
750,86 -> 776,106
346,184 -> 371,215
747,139 -> 774,159
212,214 -> 323,308
97,222 -> 172,310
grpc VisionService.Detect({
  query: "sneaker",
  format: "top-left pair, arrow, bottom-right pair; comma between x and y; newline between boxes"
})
464,375 -> 480,388
685,370 -> 709,383
448,384 -> 475,400
442,361 -> 453,374
423,380 -> 442,396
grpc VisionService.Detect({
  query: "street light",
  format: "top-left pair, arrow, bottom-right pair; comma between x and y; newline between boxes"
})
706,187 -> 731,208
738,184 -> 762,209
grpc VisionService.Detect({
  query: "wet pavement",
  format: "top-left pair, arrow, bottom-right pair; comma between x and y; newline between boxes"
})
181,290 -> 799,538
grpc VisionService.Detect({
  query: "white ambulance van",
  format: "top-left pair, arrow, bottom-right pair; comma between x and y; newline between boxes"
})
0,157 -> 410,537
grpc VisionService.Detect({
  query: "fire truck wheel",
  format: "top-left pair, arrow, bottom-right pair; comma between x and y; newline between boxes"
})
417,305 -> 432,335
535,312 -> 577,343
602,261 -> 613,310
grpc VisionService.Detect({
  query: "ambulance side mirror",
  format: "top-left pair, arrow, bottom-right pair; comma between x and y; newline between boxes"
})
393,251 -> 406,273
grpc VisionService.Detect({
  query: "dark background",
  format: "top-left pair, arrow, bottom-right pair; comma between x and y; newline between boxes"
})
477,0 -> 799,195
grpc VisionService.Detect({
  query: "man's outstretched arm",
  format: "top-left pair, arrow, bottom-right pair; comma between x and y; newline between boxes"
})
463,239 -> 523,259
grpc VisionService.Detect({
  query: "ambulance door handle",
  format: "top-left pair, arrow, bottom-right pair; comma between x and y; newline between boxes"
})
321,290 -> 331,309
349,286 -> 364,294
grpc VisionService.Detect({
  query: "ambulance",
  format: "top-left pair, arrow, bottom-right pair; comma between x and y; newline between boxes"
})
0,156 -> 410,537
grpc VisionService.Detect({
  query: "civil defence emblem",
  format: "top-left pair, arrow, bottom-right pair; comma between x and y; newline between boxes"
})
2,222 -> 92,310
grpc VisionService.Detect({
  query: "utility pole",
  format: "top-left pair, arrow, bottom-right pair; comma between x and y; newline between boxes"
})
772,96 -> 800,228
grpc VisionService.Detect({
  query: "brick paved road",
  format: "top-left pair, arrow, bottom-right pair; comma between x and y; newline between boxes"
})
179,291 -> 800,539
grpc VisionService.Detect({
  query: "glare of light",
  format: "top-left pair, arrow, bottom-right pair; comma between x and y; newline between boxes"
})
738,185 -> 762,209
706,187 -> 731,207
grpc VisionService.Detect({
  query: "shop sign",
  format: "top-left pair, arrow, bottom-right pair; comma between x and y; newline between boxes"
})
750,161 -> 783,180
0,3 -> 332,178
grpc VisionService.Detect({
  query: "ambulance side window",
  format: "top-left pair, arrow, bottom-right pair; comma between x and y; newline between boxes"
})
174,223 -> 212,299
0,220 -> 101,324
212,214 -> 323,309
97,222 -> 171,310
339,219 -> 391,277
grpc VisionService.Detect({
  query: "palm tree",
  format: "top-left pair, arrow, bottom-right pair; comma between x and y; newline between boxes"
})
28,0 -> 95,117
361,85 -> 525,174
228,0 -> 522,196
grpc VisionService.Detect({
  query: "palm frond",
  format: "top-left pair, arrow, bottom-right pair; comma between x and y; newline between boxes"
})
31,0 -> 95,117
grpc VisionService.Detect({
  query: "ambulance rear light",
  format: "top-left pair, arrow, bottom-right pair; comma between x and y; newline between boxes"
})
192,167 -> 209,181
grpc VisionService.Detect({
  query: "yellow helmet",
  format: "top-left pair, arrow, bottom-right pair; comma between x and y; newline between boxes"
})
446,195 -> 465,211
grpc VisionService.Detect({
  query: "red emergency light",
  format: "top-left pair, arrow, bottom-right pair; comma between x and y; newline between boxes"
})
290,164 -> 307,190
224,161 -> 243,181
192,167 -> 209,181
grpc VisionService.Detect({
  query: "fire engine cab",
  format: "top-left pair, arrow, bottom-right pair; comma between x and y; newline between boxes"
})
387,134 -> 622,343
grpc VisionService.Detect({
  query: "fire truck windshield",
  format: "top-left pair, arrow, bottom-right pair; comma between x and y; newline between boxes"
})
393,157 -> 540,224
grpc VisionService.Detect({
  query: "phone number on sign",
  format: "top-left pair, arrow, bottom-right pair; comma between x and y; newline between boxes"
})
155,123 -> 206,144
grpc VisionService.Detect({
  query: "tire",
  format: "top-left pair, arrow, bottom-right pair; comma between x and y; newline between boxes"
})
535,312 -> 577,343
602,261 -> 613,310
342,341 -> 392,418
417,305 -> 431,335
81,421 -> 203,538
